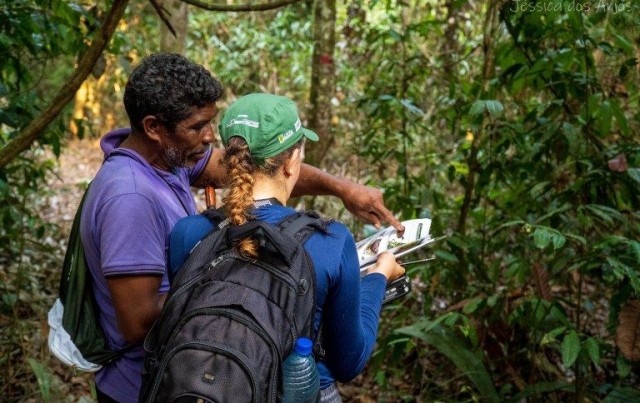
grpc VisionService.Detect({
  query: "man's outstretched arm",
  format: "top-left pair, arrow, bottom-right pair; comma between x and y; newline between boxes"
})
196,148 -> 404,232
293,163 -> 403,231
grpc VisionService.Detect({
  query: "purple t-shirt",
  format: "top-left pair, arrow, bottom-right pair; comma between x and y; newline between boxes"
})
80,128 -> 211,402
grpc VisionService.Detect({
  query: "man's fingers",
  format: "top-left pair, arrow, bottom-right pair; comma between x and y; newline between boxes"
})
358,210 -> 382,229
371,201 -> 404,233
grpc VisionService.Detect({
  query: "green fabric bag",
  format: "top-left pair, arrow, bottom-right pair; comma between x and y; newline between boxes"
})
48,186 -> 125,371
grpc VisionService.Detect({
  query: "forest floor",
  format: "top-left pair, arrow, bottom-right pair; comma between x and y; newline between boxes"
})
26,138 -> 379,402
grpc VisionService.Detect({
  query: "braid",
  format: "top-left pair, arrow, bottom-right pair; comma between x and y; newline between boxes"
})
221,136 -> 306,258
222,138 -> 258,258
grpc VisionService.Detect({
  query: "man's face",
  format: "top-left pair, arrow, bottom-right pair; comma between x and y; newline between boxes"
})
162,103 -> 218,169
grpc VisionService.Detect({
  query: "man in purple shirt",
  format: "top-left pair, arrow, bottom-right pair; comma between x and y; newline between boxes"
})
80,53 -> 403,402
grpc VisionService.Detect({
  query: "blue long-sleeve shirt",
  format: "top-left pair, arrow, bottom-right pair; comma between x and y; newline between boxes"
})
169,204 -> 387,388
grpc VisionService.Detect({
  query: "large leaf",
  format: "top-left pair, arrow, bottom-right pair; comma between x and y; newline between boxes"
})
396,321 -> 500,402
532,227 -> 565,250
509,381 -> 574,402
27,358 -> 51,402
603,387 -> 640,402
469,99 -> 504,117
561,330 -> 580,368
584,337 -> 601,367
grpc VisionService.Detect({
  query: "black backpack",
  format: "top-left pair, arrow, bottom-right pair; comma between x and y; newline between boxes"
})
139,211 -> 328,403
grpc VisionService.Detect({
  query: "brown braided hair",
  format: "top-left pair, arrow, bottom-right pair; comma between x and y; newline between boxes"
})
222,136 -> 304,258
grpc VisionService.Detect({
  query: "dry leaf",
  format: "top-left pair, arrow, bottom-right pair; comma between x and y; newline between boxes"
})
616,300 -> 640,362
532,262 -> 552,301
608,154 -> 628,173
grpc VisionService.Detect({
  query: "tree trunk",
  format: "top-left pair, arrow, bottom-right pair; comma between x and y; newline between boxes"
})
160,0 -> 189,54
305,0 -> 336,168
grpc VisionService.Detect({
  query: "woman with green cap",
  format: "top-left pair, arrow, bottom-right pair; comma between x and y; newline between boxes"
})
169,93 -> 404,401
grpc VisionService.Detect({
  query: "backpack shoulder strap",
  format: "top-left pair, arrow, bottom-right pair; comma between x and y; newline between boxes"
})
276,211 -> 331,361
202,207 -> 227,228
59,184 -> 91,299
276,211 -> 332,244
61,184 -> 136,363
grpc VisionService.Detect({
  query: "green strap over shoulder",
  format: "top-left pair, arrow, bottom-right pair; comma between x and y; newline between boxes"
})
59,185 -> 124,365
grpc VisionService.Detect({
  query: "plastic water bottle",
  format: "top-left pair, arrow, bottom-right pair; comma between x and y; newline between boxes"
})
282,337 -> 319,403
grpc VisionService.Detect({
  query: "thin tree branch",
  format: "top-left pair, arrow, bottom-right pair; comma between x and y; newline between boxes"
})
457,0 -> 501,235
149,0 -> 177,37
0,0 -> 129,169
180,0 -> 302,12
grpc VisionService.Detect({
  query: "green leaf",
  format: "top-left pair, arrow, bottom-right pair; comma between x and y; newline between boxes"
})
614,33 -> 634,54
400,99 -> 424,115
584,337 -> 600,366
551,233 -> 566,250
469,100 -> 486,116
28,358 -> 51,402
374,370 -> 386,386
624,265 -> 640,294
485,100 -> 504,117
451,161 -> 469,175
606,257 -> 627,280
631,241 -> 640,261
388,29 -> 403,42
540,326 -> 565,346
532,228 -> 551,249
565,232 -> 587,246
603,387 -> 640,403
529,181 -> 550,199
469,100 -> 504,117
611,99 -> 630,136
463,298 -> 483,314
589,205 -> 624,224
561,330 -> 580,368
595,100 -> 612,136
435,250 -> 459,262
628,169 -> 640,185
617,354 -> 630,378
511,382 -> 574,401
537,203 -> 571,222
396,322 -> 500,402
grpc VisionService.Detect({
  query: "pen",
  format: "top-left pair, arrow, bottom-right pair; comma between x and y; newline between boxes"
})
400,257 -> 435,266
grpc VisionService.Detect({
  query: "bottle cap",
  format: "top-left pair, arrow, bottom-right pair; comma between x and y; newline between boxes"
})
294,337 -> 313,355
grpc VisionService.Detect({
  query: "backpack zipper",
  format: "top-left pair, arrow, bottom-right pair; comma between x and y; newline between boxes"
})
167,254 -> 226,303
146,341 -> 259,403
250,258 -> 299,293
164,307 -> 282,403
163,307 -> 281,365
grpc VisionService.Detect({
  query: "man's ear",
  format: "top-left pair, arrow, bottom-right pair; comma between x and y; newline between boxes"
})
283,148 -> 302,177
141,115 -> 164,142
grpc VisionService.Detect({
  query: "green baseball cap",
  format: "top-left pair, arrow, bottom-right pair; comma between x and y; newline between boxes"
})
218,93 -> 319,163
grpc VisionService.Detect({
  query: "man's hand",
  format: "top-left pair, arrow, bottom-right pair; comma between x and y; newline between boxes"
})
337,181 -> 404,232
293,163 -> 404,232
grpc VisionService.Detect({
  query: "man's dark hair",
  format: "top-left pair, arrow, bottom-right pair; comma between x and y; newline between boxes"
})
124,53 -> 223,133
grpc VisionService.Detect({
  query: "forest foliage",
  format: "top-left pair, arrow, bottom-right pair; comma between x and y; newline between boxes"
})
1,0 -> 639,401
